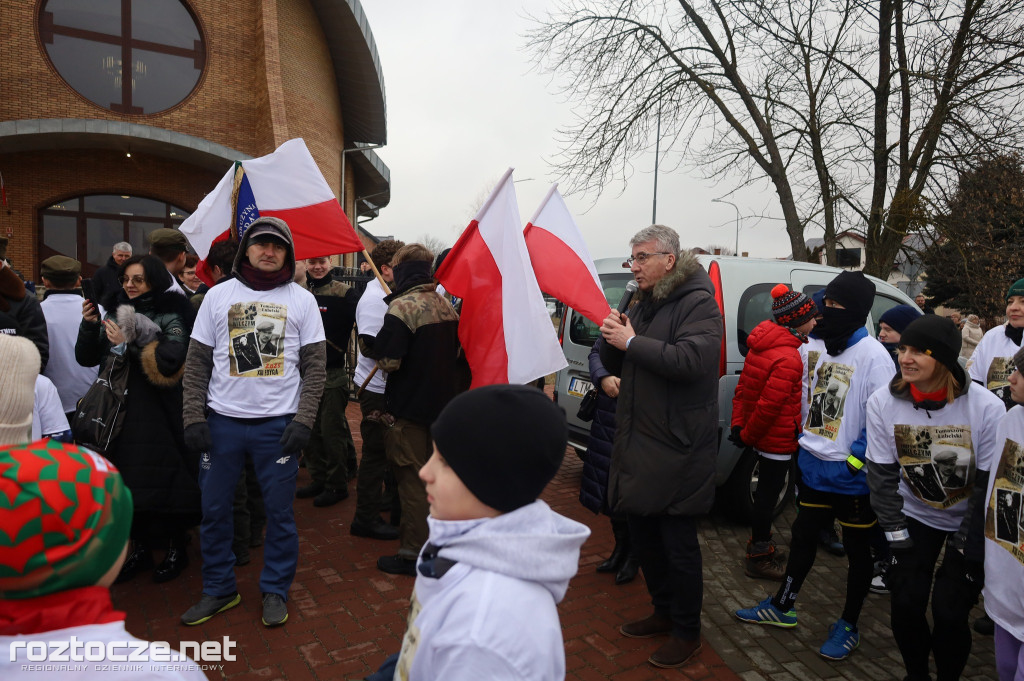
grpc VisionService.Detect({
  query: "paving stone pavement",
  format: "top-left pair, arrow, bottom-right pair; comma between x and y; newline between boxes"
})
108,398 -> 998,680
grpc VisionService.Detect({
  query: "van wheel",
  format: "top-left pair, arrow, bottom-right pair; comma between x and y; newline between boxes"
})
720,448 -> 795,523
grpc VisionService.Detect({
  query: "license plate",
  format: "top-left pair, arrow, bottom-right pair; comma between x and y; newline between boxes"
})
567,377 -> 593,398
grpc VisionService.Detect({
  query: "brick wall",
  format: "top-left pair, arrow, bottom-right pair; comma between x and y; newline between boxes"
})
0,149 -> 220,276
0,0 -> 360,274
0,0 -> 273,156
276,0 -> 345,197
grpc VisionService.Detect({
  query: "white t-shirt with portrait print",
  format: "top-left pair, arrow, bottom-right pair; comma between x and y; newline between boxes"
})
190,278 -> 325,419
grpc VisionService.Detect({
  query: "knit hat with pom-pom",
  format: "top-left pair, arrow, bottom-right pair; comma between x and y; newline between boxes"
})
771,284 -> 817,328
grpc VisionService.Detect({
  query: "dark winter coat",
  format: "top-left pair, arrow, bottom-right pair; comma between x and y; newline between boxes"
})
580,338 -> 618,514
75,288 -> 200,520
92,256 -> 122,311
600,251 -> 723,516
306,273 -> 358,370
730,320 -> 804,455
0,264 -> 48,370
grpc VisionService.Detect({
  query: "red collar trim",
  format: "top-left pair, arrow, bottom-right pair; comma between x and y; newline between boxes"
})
0,586 -> 124,635
909,383 -> 947,403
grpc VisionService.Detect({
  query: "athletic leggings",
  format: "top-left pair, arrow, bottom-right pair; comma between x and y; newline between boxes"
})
751,455 -> 792,544
771,483 -> 875,625
890,517 -> 980,681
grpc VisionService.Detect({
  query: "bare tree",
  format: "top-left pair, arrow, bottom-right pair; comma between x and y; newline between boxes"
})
528,0 -> 1024,276
417,234 -> 451,258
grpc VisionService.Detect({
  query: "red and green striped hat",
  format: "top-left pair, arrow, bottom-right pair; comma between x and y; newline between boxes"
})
0,439 -> 132,599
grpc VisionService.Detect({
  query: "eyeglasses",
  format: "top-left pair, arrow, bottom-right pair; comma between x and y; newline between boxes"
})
623,252 -> 673,267
120,275 -> 146,286
182,269 -> 196,277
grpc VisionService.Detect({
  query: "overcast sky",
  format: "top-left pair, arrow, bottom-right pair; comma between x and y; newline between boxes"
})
359,0 -> 796,262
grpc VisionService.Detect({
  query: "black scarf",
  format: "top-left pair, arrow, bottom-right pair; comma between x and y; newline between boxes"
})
817,306 -> 866,355
239,260 -> 293,291
1006,323 -> 1024,345
392,261 -> 434,294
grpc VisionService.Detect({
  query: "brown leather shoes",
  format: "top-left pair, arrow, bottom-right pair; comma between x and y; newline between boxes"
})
619,613 -> 673,638
649,635 -> 702,668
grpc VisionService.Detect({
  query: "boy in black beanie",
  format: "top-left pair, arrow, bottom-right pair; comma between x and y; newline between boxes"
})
368,384 -> 591,681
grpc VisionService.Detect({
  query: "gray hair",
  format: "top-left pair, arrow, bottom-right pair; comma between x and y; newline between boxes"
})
630,225 -> 680,256
112,242 -> 132,254
968,314 -> 980,323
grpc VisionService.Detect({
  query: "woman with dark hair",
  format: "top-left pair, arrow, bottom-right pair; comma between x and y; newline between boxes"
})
75,254 -> 200,583
866,315 -> 1004,681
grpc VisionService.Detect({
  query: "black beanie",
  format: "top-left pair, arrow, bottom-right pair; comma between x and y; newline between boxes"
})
899,315 -> 966,386
824,270 -> 876,321
430,384 -> 568,513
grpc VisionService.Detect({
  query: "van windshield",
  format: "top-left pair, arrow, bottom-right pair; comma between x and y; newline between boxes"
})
567,273 -> 636,346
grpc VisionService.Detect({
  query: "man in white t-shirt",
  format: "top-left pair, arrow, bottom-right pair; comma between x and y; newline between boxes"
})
180,217 -> 326,629
351,240 -> 404,541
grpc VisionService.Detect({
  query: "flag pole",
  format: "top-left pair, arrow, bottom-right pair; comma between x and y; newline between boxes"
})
528,183 -> 559,225
228,162 -> 244,241
355,247 -> 392,397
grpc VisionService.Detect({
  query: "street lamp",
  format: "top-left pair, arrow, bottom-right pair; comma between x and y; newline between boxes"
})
712,198 -> 740,255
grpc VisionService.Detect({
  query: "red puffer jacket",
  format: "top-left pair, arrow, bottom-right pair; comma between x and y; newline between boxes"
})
731,320 -> 804,455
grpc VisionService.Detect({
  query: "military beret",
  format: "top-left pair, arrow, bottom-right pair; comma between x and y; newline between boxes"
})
148,228 -> 188,251
40,255 -> 81,279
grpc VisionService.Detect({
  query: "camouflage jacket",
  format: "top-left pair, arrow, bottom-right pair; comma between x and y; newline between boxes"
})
360,282 -> 463,424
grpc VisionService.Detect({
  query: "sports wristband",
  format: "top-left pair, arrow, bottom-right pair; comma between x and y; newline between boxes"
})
845,455 -> 864,470
885,529 -> 910,543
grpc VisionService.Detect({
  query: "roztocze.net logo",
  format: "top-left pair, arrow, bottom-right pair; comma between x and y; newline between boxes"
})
9,635 -> 236,672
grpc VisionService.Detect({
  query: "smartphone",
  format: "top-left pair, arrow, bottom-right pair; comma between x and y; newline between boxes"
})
81,278 -> 99,313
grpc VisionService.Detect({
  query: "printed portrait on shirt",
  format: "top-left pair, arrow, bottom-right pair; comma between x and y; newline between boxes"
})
804,361 -> 853,441
227,302 -> 288,377
988,357 -> 1016,410
987,437 -> 1024,564
893,424 -> 975,508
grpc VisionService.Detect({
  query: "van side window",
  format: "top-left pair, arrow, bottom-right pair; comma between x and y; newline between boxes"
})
567,273 -> 635,346
736,283 -> 777,356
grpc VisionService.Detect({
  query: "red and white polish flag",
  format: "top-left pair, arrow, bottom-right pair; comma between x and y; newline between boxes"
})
179,138 -> 362,284
524,184 -> 610,326
436,169 -> 567,388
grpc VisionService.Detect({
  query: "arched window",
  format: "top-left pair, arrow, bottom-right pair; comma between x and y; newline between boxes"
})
40,195 -> 190,276
38,0 -> 206,115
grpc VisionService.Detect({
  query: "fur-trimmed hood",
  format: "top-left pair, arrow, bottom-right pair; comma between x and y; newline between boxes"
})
633,250 -> 712,307
109,288 -> 190,388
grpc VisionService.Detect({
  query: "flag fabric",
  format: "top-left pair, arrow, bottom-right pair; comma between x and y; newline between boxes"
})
0,172 -> 8,209
233,162 -> 260,240
180,139 -> 362,285
435,169 -> 567,388
524,185 -> 610,326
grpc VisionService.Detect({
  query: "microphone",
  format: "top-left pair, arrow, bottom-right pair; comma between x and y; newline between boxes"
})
616,281 -> 639,315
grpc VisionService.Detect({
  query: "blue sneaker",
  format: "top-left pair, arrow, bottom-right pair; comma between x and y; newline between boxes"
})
819,618 -> 859,660
735,597 -> 797,628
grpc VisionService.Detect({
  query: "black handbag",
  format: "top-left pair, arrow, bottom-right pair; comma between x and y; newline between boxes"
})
71,351 -> 130,453
576,387 -> 598,422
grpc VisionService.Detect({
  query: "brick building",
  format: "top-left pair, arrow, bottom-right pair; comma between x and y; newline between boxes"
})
0,0 -> 390,279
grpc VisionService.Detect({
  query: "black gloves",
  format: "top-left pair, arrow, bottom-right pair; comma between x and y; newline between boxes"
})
184,422 -> 212,454
887,545 -> 916,593
728,426 -> 745,448
280,421 -> 312,455
938,545 -> 985,593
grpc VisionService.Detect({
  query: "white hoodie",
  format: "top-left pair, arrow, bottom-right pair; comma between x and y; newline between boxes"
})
394,500 -> 591,681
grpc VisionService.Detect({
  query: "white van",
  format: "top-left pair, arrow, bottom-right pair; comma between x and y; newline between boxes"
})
553,255 -> 917,521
